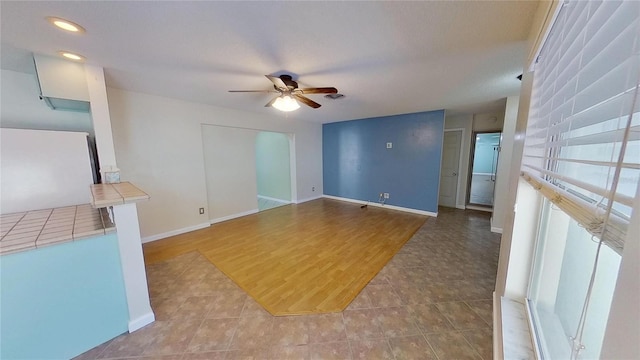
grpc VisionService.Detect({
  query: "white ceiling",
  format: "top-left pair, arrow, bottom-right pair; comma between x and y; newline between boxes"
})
0,1 -> 539,123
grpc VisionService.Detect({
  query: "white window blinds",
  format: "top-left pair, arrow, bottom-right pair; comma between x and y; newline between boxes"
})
521,0 -> 640,254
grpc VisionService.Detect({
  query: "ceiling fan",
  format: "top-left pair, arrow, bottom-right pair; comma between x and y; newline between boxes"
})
229,74 -> 338,111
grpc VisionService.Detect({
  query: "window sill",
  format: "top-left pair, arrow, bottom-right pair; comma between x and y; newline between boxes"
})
497,295 -> 537,359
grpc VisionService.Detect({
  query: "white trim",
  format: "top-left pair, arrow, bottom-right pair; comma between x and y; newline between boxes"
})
444,128 -> 466,209
288,134 -> 298,204
128,311 -> 155,333
141,222 -> 210,244
527,0 -> 563,71
295,195 -> 323,204
466,204 -> 493,213
493,291 -> 503,360
472,172 -> 496,176
456,205 -> 466,210
525,299 -> 543,360
257,195 -> 290,204
491,216 -> 503,233
323,195 -> 437,217
210,209 -> 259,224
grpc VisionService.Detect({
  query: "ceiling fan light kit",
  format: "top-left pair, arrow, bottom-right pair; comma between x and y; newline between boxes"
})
272,95 -> 300,112
229,74 -> 338,112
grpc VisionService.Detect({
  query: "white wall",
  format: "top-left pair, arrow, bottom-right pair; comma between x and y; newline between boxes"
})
256,132 -> 291,202
107,87 -> 323,240
0,69 -> 93,135
492,96 -> 519,232
444,114 -> 472,209
202,125 -> 259,222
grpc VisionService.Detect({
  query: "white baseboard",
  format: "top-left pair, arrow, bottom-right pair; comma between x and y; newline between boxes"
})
128,311 -> 155,332
295,195 -> 323,204
323,195 -> 437,217
141,222 -> 210,243
490,216 -> 503,234
210,209 -> 259,224
257,195 -> 290,204
466,204 -> 493,212
456,205 -> 466,210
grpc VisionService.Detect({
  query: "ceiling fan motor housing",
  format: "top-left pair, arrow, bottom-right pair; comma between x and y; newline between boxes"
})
277,74 -> 298,90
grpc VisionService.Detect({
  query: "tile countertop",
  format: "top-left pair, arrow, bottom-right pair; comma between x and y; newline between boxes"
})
0,205 -> 115,256
90,182 -> 149,208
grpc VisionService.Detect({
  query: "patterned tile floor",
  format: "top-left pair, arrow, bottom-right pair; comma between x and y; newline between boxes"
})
75,207 -> 499,360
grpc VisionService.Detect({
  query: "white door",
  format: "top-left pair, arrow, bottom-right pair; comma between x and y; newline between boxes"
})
439,130 -> 462,208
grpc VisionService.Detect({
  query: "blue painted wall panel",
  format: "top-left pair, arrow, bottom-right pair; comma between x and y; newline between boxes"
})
323,110 -> 445,213
0,234 -> 129,359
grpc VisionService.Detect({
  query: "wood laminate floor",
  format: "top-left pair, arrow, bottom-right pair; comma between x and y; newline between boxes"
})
143,198 -> 426,315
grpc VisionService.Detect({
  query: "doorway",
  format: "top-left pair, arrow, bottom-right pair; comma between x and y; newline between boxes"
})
467,131 -> 501,210
439,129 -> 463,208
255,131 -> 292,211
201,125 -> 296,223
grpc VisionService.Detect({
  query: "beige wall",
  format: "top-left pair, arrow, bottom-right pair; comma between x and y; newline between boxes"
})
202,125 -> 260,222
473,111 -> 505,132
107,87 -> 323,240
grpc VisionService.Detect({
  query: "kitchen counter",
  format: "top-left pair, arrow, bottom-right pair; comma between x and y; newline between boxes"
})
0,205 -> 115,256
90,182 -> 149,208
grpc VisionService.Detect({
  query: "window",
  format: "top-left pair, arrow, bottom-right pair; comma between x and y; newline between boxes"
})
521,1 -> 639,358
529,200 -> 622,358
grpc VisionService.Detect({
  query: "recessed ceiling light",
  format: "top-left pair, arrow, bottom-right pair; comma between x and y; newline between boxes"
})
59,51 -> 85,61
47,17 -> 85,33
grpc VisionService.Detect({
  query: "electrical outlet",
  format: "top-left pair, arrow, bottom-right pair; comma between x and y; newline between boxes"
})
312,186 -> 315,192
386,142 -> 393,149
383,193 -> 390,199
199,207 -> 205,215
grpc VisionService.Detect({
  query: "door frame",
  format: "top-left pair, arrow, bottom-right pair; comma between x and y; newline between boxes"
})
441,128 -> 466,209
466,129 -> 502,209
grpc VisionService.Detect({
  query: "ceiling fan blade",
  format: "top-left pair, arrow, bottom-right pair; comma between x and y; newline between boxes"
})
264,96 -> 279,107
265,75 -> 288,90
298,87 -> 338,94
228,90 -> 278,93
293,94 -> 321,109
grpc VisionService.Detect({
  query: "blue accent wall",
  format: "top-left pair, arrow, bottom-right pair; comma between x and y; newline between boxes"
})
0,234 -> 129,359
323,110 -> 445,213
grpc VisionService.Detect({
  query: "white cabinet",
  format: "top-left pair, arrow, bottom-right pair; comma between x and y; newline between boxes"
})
33,54 -> 90,112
